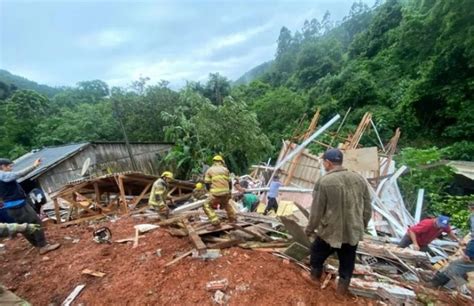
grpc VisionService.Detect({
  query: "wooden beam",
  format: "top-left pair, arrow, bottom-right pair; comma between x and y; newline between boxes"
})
184,220 -> 207,253
65,196 -> 97,216
230,224 -> 271,242
164,250 -> 193,267
117,175 -> 128,213
292,202 -> 310,219
59,214 -> 107,227
131,182 -> 152,209
53,181 -> 90,199
121,175 -> 155,185
208,238 -> 243,249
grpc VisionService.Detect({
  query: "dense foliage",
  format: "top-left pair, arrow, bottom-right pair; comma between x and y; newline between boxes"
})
235,0 -> 473,152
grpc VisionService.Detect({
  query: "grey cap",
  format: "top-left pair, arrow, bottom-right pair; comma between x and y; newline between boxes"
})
322,149 -> 343,163
0,158 -> 13,166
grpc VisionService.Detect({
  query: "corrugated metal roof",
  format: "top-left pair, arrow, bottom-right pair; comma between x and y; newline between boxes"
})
448,160 -> 474,181
13,143 -> 90,182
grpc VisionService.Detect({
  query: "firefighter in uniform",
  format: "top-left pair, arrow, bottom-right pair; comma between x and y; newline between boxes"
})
148,171 -> 174,217
203,155 -> 236,225
192,182 -> 207,201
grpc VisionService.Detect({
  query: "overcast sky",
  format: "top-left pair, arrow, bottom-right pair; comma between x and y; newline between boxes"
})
0,0 -> 374,88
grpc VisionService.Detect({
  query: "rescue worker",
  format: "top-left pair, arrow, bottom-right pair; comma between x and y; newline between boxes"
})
0,223 -> 40,304
398,215 -> 460,252
0,158 -> 60,255
429,204 -> 474,289
0,222 -> 41,237
192,182 -> 207,200
203,155 -> 236,225
148,171 -> 174,217
239,180 -> 259,212
264,175 -> 282,215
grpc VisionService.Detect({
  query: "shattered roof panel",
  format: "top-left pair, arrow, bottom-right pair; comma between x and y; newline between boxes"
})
448,160 -> 474,181
13,143 -> 90,182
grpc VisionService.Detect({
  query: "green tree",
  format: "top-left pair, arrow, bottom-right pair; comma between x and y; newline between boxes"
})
0,90 -> 49,157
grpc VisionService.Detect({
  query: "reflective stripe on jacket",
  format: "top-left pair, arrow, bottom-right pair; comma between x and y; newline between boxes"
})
148,178 -> 168,206
205,163 -> 230,196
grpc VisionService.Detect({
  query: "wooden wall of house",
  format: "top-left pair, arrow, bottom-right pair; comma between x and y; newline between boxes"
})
38,143 -> 171,193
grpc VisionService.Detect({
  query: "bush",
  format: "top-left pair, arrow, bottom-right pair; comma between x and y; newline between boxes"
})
429,194 -> 474,232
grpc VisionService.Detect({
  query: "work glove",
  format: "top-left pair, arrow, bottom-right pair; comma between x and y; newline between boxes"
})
26,224 -> 41,234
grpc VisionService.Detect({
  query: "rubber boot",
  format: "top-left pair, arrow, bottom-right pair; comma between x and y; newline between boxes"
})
429,271 -> 450,288
310,268 -> 323,283
336,278 -> 350,296
158,205 -> 170,219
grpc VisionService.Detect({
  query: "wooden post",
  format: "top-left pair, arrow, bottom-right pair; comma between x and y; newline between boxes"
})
184,219 -> 207,253
93,182 -> 100,207
117,175 -> 128,213
53,198 -> 61,224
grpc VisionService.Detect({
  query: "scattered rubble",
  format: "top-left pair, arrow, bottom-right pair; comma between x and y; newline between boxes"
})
1,111 -> 472,305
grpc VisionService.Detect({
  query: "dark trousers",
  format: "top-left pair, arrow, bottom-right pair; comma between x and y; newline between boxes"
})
310,237 -> 358,281
398,233 -> 430,252
7,202 -> 47,248
264,197 -> 278,214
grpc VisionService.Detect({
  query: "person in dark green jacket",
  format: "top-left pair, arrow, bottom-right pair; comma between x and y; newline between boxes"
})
239,181 -> 259,212
305,149 -> 372,296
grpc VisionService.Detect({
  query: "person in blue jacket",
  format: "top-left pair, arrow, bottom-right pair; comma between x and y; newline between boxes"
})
0,158 -> 60,255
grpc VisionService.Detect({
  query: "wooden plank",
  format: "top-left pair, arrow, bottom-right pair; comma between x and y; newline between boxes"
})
166,228 -> 188,237
53,181 -> 90,199
131,182 -> 152,208
164,250 -> 193,267
184,220 -> 207,252
62,284 -> 86,306
208,238 -> 243,249
343,147 -> 379,172
82,269 -> 106,278
230,224 -> 271,242
121,175 -> 155,184
280,216 -> 311,247
53,198 -> 61,224
238,241 -> 291,249
196,224 -> 237,236
292,202 -> 309,219
59,214 -> 108,227
117,175 -> 128,213
157,215 -> 189,226
69,196 -> 97,216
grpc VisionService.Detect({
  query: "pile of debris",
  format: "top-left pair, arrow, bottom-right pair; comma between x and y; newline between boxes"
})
3,110 -> 471,304
0,215 -> 373,305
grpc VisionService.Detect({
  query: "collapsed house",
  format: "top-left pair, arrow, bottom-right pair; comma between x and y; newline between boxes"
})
4,112 -> 471,305
11,141 -> 172,197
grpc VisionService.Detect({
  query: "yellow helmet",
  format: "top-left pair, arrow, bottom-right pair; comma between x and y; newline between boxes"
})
213,155 -> 224,162
161,171 -> 173,179
195,182 -> 204,190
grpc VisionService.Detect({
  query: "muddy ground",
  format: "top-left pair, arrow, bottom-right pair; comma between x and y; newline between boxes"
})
1,216 -> 375,305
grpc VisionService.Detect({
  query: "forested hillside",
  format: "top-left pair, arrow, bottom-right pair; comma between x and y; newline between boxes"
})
0,0 -> 473,178
0,69 -> 61,98
234,0 -> 473,152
